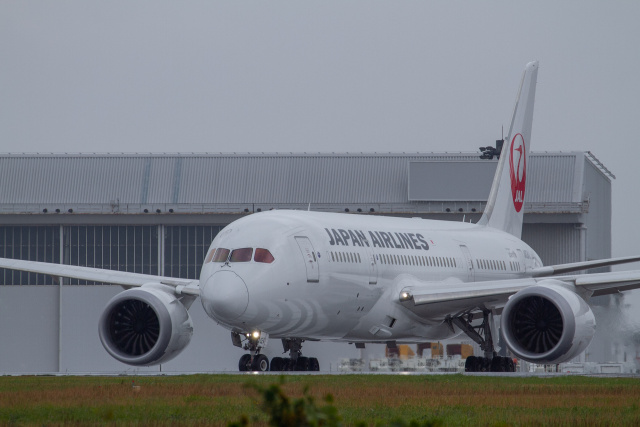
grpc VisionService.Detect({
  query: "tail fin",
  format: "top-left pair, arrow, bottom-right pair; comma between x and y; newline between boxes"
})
478,61 -> 538,238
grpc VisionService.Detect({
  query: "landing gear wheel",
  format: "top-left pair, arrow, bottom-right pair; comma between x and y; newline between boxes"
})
270,357 -> 284,371
251,354 -> 269,372
465,356 -> 477,372
239,354 -> 252,372
507,358 -> 515,372
309,357 -> 320,372
282,357 -> 292,371
296,356 -> 309,371
490,356 -> 504,372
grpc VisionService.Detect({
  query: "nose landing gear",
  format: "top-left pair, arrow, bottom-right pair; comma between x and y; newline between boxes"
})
234,331 -> 271,372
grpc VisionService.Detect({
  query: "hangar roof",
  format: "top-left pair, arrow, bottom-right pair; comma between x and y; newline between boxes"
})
0,152 -> 612,216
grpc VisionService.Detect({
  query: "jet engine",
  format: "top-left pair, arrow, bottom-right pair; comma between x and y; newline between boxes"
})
501,280 -> 595,364
98,285 -> 194,366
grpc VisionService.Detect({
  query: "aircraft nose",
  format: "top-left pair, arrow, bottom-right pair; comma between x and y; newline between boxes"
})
202,270 -> 249,321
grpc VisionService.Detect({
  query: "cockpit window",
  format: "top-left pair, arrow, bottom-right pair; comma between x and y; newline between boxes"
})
212,248 -> 230,263
204,248 -> 216,263
254,248 -> 275,263
230,248 -> 253,262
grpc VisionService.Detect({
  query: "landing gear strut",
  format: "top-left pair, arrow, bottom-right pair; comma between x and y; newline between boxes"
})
448,310 -> 516,373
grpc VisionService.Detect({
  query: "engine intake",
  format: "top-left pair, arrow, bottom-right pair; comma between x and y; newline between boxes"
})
99,285 -> 193,366
501,281 -> 595,364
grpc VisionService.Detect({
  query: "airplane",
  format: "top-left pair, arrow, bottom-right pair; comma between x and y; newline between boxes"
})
2,61 -> 640,373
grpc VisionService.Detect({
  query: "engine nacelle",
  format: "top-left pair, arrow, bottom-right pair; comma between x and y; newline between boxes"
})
98,284 -> 194,366
501,280 -> 595,364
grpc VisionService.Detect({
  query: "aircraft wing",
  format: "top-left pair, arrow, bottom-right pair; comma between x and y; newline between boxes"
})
530,255 -> 640,277
0,257 -> 200,296
398,269 -> 640,318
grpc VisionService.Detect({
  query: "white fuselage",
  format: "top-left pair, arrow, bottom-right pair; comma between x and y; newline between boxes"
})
199,210 -> 542,343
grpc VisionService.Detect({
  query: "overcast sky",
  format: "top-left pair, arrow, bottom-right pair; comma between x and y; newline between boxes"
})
1,1 -> 639,261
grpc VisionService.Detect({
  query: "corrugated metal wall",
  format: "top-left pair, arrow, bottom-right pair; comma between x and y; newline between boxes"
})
0,152 -> 586,205
522,223 -> 582,266
583,160 -> 612,263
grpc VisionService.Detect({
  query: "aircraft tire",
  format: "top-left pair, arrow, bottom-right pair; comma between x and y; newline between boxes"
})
251,354 -> 269,372
270,357 -> 284,371
281,358 -> 292,371
239,354 -> 252,372
465,356 -> 477,372
296,356 -> 309,371
309,357 -> 320,372
507,358 -> 515,372
490,357 -> 503,372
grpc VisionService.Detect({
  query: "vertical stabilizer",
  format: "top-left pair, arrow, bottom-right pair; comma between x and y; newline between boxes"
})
478,61 -> 538,238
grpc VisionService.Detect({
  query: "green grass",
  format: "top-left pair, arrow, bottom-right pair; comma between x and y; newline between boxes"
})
1,374 -> 640,426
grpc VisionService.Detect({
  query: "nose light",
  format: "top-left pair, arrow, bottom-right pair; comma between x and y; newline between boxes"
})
399,291 -> 412,302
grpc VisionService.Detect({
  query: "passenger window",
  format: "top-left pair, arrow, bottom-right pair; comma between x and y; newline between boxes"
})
212,248 -> 230,263
331,252 -> 335,262
254,248 -> 275,263
205,248 -> 216,263
230,248 -> 253,262
357,253 -> 361,263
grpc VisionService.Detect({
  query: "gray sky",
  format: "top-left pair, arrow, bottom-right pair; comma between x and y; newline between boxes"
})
2,1 -> 639,261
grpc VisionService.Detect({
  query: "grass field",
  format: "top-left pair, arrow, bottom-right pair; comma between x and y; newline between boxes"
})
1,374 -> 640,426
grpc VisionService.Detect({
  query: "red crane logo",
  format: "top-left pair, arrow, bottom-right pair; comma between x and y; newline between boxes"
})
509,133 -> 526,212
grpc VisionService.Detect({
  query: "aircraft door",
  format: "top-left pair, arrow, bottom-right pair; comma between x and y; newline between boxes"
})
459,245 -> 475,282
295,236 -> 319,283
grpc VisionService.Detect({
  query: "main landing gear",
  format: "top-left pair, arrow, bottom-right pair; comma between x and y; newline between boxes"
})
270,338 -> 320,372
448,309 -> 516,373
232,333 -> 320,372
